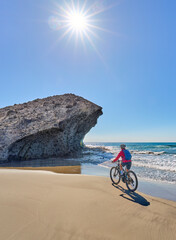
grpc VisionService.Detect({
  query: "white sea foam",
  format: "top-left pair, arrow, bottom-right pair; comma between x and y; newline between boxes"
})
98,164 -> 111,169
86,145 -> 165,156
84,143 -> 176,184
132,162 -> 176,172
99,158 -> 176,173
131,150 -> 165,155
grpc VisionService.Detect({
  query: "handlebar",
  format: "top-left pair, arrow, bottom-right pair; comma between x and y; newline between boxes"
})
112,160 -> 120,164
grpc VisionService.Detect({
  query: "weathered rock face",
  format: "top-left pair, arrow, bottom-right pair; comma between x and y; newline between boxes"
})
0,94 -> 102,161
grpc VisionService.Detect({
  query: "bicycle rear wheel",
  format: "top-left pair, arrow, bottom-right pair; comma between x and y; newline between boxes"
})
126,170 -> 138,192
110,167 -> 120,184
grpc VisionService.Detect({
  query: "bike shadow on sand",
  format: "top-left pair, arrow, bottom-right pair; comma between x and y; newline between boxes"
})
112,183 -> 150,206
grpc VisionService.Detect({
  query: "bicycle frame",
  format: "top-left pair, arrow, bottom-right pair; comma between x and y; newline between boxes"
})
111,160 -> 138,191
116,161 -> 128,173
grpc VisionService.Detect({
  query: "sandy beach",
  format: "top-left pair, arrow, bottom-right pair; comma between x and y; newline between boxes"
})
0,169 -> 176,240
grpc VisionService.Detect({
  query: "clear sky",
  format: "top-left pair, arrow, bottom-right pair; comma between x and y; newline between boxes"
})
0,0 -> 176,142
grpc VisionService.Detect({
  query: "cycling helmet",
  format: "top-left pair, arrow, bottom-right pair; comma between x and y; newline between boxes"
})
120,144 -> 126,149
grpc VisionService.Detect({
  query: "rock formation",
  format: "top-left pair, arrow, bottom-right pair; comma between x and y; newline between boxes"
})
0,94 -> 102,161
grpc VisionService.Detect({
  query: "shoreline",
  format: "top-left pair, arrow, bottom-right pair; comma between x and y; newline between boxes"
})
0,165 -> 81,174
82,164 -> 176,202
0,164 -> 176,202
0,169 -> 176,240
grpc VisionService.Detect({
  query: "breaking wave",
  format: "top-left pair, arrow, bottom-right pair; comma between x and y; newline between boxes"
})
84,143 -> 176,184
131,150 -> 165,155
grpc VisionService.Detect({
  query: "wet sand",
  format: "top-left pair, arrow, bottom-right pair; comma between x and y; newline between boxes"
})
1,164 -> 176,201
82,164 -> 176,201
0,169 -> 176,240
0,165 -> 81,174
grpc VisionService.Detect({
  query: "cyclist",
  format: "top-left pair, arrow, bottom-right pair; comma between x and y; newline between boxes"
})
112,144 -> 132,175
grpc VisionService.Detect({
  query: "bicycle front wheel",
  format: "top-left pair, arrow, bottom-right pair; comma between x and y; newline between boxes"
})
110,167 -> 120,184
126,170 -> 138,192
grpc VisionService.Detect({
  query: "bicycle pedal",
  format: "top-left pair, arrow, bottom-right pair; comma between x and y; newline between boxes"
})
122,177 -> 126,183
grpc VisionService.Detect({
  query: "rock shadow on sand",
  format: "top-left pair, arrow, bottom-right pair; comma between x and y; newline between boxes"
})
112,183 -> 150,206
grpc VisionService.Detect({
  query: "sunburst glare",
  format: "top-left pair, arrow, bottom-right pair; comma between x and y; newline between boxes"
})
48,0 -> 116,58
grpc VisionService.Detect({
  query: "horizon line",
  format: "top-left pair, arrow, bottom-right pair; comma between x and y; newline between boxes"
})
84,141 -> 176,143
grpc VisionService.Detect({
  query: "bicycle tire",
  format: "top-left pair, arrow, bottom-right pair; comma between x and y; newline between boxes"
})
110,167 -> 120,185
126,170 -> 138,192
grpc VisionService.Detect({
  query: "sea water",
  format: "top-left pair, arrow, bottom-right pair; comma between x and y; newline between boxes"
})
1,142 -> 176,184
83,142 -> 176,184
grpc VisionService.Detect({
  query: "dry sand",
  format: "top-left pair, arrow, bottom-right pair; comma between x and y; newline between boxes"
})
0,169 -> 176,240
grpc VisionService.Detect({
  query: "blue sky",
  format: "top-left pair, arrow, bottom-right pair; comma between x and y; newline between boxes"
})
0,0 -> 176,142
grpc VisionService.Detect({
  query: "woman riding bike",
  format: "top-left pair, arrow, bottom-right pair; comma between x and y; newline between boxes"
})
112,144 -> 132,175
111,144 -> 138,191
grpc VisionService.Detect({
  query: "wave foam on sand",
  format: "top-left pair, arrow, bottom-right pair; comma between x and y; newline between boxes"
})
85,144 -> 176,184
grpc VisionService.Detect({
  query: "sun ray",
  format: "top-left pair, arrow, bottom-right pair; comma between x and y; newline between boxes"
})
64,0 -> 75,15
55,3 -> 70,17
77,0 -> 80,11
71,0 -> 76,13
86,4 -> 115,18
86,27 -> 101,41
84,0 -> 121,19
80,31 -> 87,52
80,0 -> 87,14
45,27 -> 72,57
82,0 -> 101,16
83,30 -> 106,64
75,29 -> 79,48
86,23 -> 118,35
65,28 -> 75,45
58,26 -> 73,41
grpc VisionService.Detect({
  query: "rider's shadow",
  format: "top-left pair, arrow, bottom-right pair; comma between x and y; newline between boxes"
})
112,183 -> 150,206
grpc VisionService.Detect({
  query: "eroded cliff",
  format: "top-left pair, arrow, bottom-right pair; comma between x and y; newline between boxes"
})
0,94 -> 102,161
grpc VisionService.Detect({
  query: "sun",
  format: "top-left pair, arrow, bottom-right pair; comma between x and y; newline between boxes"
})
68,12 -> 87,31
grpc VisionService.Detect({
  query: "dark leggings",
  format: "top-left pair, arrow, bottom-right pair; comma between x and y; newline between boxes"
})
122,162 -> 132,170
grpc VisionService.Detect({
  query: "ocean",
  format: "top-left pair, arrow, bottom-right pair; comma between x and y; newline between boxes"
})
1,142 -> 176,185
83,142 -> 176,184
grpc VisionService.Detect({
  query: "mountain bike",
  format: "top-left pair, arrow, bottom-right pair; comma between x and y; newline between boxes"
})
110,160 -> 138,192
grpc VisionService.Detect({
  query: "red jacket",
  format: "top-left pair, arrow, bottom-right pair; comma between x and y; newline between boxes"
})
113,150 -> 131,163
